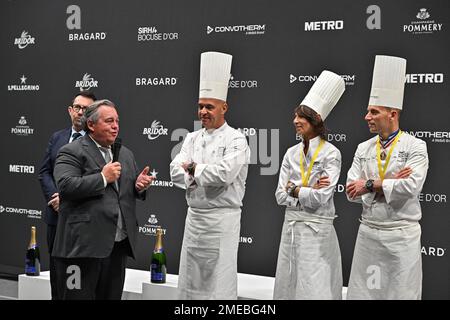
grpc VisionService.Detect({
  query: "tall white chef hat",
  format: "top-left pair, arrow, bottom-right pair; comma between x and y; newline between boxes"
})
369,55 -> 407,110
199,51 -> 232,101
300,70 -> 345,120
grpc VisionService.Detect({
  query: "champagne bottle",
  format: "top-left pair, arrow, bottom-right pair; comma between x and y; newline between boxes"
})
25,226 -> 40,276
150,228 -> 167,283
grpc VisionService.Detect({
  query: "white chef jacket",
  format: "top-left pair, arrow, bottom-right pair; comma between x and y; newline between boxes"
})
346,131 -> 429,300
273,136 -> 343,300
346,132 -> 429,226
170,122 -> 250,300
170,122 -> 250,209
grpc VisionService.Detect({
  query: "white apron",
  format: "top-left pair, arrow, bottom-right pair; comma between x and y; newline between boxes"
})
273,214 -> 342,300
177,207 -> 241,300
347,221 -> 422,300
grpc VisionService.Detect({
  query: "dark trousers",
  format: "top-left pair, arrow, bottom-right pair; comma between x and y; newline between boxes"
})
54,239 -> 131,300
46,224 -> 58,300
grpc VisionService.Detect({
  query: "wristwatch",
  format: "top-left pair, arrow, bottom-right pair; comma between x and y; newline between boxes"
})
186,162 -> 196,176
287,184 -> 297,198
365,179 -> 374,193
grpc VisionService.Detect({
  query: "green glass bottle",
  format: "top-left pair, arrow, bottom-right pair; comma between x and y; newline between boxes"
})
25,226 -> 40,276
150,228 -> 166,283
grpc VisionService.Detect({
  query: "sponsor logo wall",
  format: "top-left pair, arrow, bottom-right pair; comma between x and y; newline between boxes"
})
1,0 -> 448,299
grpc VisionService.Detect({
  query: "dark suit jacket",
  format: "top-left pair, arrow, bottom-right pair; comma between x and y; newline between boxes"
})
38,128 -> 72,226
52,134 -> 145,259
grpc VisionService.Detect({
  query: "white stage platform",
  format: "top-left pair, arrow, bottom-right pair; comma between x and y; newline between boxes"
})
18,269 -> 275,300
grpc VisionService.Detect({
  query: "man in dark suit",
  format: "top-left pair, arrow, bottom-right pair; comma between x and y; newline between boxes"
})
52,99 -> 154,300
38,90 -> 96,300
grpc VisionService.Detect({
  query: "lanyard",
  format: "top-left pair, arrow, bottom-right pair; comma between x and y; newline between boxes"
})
300,139 -> 325,187
376,130 -> 402,180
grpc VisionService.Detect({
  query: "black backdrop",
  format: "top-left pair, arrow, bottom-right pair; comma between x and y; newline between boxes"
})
0,0 -> 448,299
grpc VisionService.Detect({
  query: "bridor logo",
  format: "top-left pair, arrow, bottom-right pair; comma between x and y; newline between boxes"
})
206,24 -> 266,35
75,73 -> 98,91
403,8 -> 443,35
143,120 -> 169,140
14,31 -> 35,49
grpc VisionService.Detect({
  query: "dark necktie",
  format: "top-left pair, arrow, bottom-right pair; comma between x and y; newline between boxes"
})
71,132 -> 82,142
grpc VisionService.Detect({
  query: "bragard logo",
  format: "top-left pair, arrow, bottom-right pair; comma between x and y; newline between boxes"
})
406,73 -> 444,84
136,77 -> 178,86
75,73 -> 98,91
421,246 -> 446,257
304,20 -> 344,31
14,31 -> 35,49
206,24 -> 266,35
11,116 -> 34,136
403,8 -> 443,35
66,5 -> 107,41
290,74 -> 355,86
0,204 -> 41,219
137,26 -> 179,41
142,120 -> 169,140
8,75 -> 40,91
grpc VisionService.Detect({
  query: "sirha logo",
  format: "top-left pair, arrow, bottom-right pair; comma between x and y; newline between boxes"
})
14,31 -> 35,49
75,73 -> 98,91
143,120 -> 169,140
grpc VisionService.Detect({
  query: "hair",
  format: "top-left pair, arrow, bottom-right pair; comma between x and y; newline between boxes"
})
71,90 -> 97,105
81,99 -> 117,132
295,105 -> 327,140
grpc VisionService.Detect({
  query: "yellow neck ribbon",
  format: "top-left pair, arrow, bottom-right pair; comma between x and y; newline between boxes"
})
376,130 -> 402,180
300,139 -> 325,187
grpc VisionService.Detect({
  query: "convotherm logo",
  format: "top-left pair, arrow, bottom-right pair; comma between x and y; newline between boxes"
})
0,204 -> 41,219
405,130 -> 450,144
290,73 -> 355,86
206,24 -> 266,36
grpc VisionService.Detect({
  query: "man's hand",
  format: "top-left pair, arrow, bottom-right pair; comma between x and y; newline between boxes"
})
135,166 -> 155,192
313,176 -> 330,189
182,161 -> 196,176
394,167 -> 412,179
102,161 -> 121,183
346,179 -> 369,199
47,192 -> 60,212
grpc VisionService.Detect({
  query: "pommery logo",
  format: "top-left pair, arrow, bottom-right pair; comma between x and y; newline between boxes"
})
403,8 -> 443,34
11,116 -> 34,136
138,213 -> 167,236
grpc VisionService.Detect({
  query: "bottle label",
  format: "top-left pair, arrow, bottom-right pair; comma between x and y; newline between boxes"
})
151,264 -> 166,282
25,265 -> 37,274
153,248 -> 164,253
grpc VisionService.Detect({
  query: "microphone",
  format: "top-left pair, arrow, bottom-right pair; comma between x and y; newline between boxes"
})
112,137 -> 122,162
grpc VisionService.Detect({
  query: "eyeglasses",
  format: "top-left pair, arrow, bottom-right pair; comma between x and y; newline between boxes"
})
71,104 -> 89,112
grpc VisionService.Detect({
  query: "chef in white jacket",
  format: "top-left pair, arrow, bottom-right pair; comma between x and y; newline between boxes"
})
274,70 -> 345,300
170,51 -> 250,300
346,55 -> 429,299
